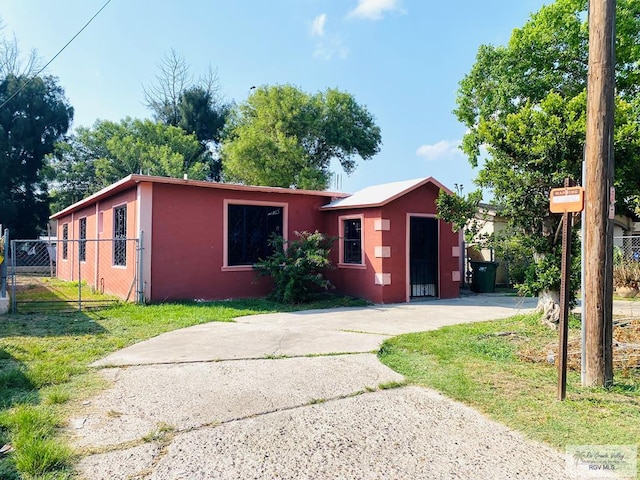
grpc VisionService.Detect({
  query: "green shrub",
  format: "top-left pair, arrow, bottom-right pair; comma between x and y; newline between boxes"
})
255,231 -> 335,304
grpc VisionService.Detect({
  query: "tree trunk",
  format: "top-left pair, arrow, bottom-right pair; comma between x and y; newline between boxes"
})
537,289 -> 560,329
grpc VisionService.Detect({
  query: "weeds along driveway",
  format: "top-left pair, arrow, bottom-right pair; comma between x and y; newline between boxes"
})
71,295 -> 577,480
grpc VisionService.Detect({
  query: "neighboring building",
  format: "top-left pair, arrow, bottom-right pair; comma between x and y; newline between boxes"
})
465,203 -> 510,286
50,174 -> 462,304
466,204 -> 640,287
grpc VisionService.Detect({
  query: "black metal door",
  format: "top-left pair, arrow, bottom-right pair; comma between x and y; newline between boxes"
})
410,217 -> 438,297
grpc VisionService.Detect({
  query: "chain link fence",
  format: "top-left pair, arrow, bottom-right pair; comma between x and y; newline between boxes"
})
614,236 -> 640,262
1,228 -> 8,300
9,237 -> 142,313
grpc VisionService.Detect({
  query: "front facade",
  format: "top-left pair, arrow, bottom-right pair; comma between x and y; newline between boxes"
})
321,178 -> 461,303
51,175 -> 461,304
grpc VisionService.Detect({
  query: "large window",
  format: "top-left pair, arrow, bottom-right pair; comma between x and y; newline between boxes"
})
113,205 -> 127,266
227,204 -> 283,266
343,218 -> 362,264
79,218 -> 87,262
62,224 -> 68,260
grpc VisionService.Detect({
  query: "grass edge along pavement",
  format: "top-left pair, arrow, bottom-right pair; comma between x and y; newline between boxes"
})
378,312 -> 640,477
0,294 -> 368,480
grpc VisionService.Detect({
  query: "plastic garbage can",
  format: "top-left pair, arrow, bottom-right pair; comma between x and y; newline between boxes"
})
470,261 -> 499,293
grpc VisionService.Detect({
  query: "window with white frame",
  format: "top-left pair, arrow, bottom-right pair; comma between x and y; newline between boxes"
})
113,205 -> 127,266
227,204 -> 283,266
342,217 -> 363,264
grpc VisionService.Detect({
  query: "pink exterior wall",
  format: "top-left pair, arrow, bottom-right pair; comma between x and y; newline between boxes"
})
149,183 -> 332,302
324,209 -> 386,304
51,176 -> 460,305
323,182 -> 460,303
55,190 -> 138,300
379,182 -> 460,301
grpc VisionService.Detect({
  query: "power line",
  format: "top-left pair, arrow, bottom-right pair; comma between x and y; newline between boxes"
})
0,0 -> 112,111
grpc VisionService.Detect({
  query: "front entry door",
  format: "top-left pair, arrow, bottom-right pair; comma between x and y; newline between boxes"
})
410,217 -> 438,298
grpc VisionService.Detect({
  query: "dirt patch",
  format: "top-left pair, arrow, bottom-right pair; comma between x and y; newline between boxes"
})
519,317 -> 640,372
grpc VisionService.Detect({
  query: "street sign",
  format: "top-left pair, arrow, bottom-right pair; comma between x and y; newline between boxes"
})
550,186 -> 585,213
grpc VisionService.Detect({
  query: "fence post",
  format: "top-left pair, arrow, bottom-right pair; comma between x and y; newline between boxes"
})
78,240 -> 82,312
11,236 -> 17,313
0,229 -> 8,315
1,228 -> 7,299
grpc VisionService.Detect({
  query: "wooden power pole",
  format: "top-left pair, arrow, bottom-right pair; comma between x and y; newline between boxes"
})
583,0 -> 615,386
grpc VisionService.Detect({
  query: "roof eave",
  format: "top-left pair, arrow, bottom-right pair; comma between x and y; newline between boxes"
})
50,174 -> 137,219
50,174 -> 349,219
321,176 -> 453,211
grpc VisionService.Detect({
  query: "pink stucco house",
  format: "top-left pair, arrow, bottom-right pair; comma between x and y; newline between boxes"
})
51,174 -> 462,304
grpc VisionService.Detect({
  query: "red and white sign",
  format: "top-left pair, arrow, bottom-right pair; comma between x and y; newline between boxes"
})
549,186 -> 585,213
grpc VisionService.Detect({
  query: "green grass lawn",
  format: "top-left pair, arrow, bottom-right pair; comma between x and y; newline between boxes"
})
379,313 -> 640,476
0,294 -> 368,480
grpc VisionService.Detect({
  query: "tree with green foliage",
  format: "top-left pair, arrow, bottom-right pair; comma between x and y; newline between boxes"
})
143,49 -> 230,180
450,0 -> 640,323
221,85 -> 382,190
45,140 -> 96,215
0,74 -> 73,238
48,118 -> 205,212
254,231 -> 334,304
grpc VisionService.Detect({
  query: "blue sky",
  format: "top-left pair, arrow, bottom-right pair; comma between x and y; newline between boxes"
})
1,0 -> 548,195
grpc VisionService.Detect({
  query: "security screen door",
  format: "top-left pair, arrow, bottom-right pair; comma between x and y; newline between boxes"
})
409,217 -> 438,298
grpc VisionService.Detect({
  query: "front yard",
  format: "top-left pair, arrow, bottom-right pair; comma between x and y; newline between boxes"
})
0,295 -> 367,479
379,312 -> 640,477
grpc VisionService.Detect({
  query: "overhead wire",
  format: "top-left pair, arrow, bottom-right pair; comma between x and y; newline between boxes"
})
0,0 -> 112,111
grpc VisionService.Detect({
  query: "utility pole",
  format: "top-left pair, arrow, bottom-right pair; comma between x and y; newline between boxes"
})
583,0 -> 615,386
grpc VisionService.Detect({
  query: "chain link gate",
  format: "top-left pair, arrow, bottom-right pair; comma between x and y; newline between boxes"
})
9,237 -> 142,313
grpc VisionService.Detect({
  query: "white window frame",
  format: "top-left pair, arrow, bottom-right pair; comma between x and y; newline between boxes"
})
112,203 -> 127,268
338,214 -> 366,269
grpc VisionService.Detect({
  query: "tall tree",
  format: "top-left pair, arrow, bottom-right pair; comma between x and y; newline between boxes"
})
46,131 -> 99,214
48,118 -> 206,212
0,74 -> 73,239
143,49 -> 230,180
0,19 -> 40,78
221,85 -> 382,190
452,0 -> 640,323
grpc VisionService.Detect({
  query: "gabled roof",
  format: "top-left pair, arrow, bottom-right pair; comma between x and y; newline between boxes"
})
320,177 -> 452,211
50,174 -> 349,219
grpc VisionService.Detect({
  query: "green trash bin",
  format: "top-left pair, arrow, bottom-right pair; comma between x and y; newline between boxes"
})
470,261 -> 499,293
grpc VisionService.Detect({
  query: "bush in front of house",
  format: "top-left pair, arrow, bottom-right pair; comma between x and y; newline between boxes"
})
255,231 -> 335,304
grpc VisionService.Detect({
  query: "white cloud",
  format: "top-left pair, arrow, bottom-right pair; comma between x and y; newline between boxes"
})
311,14 -> 327,37
416,140 -> 462,161
313,37 -> 349,61
348,0 -> 402,20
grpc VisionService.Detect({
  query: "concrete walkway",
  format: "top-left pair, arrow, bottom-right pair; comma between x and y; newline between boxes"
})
73,295 -> 587,479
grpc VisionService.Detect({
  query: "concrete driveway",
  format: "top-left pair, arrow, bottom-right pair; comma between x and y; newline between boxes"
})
73,295 -> 583,479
